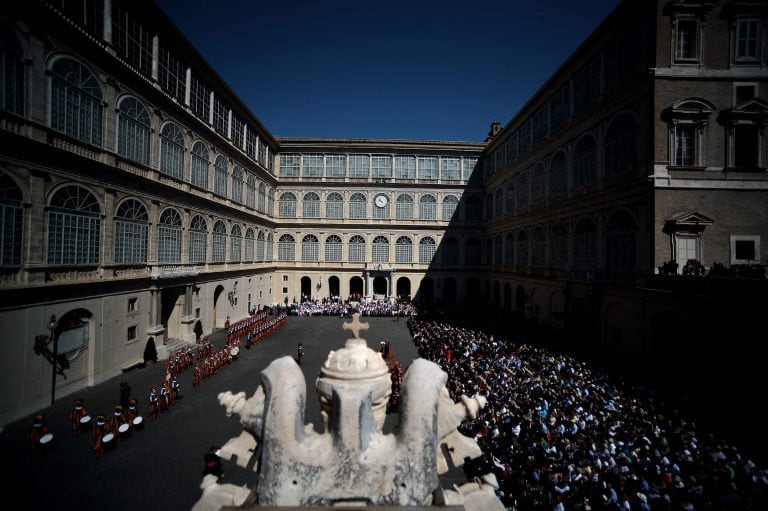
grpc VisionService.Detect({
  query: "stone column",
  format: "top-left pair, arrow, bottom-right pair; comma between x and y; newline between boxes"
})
180,284 -> 196,342
147,287 -> 167,359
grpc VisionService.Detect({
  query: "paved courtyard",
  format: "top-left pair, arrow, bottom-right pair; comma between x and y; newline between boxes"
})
1,315 -> 448,511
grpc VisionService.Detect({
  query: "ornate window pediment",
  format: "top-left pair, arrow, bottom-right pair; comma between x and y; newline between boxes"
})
663,211 -> 713,234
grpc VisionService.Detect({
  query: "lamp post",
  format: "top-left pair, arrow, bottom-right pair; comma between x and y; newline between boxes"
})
47,314 -> 58,405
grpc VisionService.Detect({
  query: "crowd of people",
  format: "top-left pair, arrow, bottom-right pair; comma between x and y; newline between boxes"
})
409,318 -> 768,511
288,298 -> 417,318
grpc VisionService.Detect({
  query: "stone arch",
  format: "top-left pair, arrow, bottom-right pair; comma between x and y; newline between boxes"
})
213,285 -> 226,328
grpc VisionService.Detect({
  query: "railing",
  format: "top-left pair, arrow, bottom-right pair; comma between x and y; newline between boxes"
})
150,265 -> 200,279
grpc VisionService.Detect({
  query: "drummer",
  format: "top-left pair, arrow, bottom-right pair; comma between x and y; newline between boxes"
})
68,398 -> 89,436
92,413 -> 112,458
125,398 -> 140,426
28,413 -> 50,461
110,405 -> 128,443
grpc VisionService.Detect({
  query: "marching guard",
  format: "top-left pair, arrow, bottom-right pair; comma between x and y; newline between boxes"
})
68,398 -> 89,436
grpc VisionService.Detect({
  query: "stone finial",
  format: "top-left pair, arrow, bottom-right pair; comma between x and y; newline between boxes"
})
342,312 -> 369,346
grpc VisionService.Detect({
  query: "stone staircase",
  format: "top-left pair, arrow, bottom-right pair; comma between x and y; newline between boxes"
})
158,337 -> 192,361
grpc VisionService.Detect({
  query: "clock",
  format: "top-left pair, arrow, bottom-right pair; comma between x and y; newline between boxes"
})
374,194 -> 389,208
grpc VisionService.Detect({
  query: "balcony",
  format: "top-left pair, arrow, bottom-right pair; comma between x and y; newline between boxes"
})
150,265 -> 200,279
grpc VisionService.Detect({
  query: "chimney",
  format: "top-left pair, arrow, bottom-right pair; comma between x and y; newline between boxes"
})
485,120 -> 502,142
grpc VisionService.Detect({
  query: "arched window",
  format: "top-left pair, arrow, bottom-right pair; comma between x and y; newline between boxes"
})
245,174 -> 256,209
0,171 -> 23,266
303,192 -> 320,218
47,185 -> 101,265
190,141 -> 209,189
349,193 -> 366,219
505,184 -> 515,213
532,164 -> 545,203
265,232 -> 274,262
189,215 -> 208,263
516,230 -> 529,269
442,237 -> 459,264
396,194 -> 413,220
51,58 -> 103,146
419,236 -> 436,264
574,217 -> 597,270
326,192 -> 343,219
230,224 -> 242,262
605,114 -> 638,176
114,198 -> 148,264
302,234 -> 319,261
212,220 -> 227,262
504,233 -> 514,265
213,156 -> 228,197
464,196 -> 482,222
486,193 -> 494,220
117,97 -> 150,165
231,166 -> 243,204
244,228 -> 255,262
532,227 -> 546,268
325,234 -> 342,262
549,151 -> 567,197
257,182 -> 266,213
495,235 -> 503,265
574,136 -> 597,187
160,123 -> 185,179
279,192 -> 297,218
256,230 -> 265,262
372,235 -> 389,263
278,234 -> 295,261
267,189 -> 275,216
495,189 -> 504,217
1,21 -> 25,115
348,235 -> 366,263
158,208 -> 182,264
550,223 -> 568,269
485,237 -> 493,265
419,194 -> 436,220
465,238 -> 481,265
442,195 -> 458,221
605,210 -> 636,272
517,171 -> 530,209
396,236 -> 412,263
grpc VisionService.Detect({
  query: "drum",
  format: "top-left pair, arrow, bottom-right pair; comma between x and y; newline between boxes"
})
118,423 -> 131,440
102,432 -> 115,451
39,433 -> 55,453
79,415 -> 91,432
230,347 -> 240,360
132,415 -> 144,431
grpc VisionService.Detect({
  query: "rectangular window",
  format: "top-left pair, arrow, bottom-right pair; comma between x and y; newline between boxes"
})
730,235 -> 760,264
549,85 -> 570,131
157,41 -> 186,102
675,125 -> 696,166
283,275 -> 288,281
417,157 -> 438,180
395,156 -> 416,179
326,154 -> 346,178
302,154 -> 324,177
196,308 -> 200,318
463,157 -> 478,180
532,106 -> 548,144
231,113 -> 245,150
127,325 -> 137,343
519,121 -> 532,154
371,155 -> 392,179
349,154 -> 370,179
734,125 -> 759,168
282,287 -> 288,294
113,3 -> 153,78
676,236 -> 700,267
349,242 -> 365,262
675,19 -> 699,61
127,297 -> 138,314
736,18 -> 760,60
573,57 -> 600,113
441,157 -> 461,181
735,84 -> 756,105
245,129 -> 257,159
190,72 -> 210,122
212,95 -> 229,137
280,154 -> 301,177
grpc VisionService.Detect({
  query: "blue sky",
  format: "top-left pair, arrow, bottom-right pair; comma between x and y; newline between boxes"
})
156,0 -> 621,142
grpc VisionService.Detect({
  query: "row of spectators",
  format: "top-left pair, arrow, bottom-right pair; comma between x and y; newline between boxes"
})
288,299 -> 417,318
409,319 -> 768,511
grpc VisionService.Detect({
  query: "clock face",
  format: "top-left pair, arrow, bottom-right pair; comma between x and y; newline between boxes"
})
374,194 -> 388,208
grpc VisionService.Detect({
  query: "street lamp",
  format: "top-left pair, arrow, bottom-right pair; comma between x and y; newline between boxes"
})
33,314 -> 60,405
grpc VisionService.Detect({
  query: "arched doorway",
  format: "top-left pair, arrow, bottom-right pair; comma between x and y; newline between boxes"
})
300,276 -> 312,302
349,276 -> 364,301
504,283 -> 512,312
418,277 -> 434,302
396,277 -> 411,299
213,285 -> 225,328
443,277 -> 457,304
328,276 -> 340,298
516,285 -> 526,312
373,276 -> 387,297
161,286 -> 185,341
465,278 -> 479,303
493,281 -> 501,306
